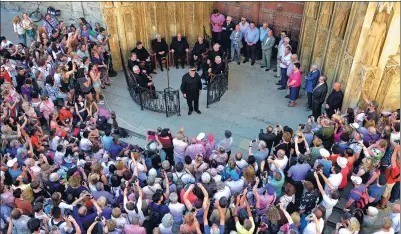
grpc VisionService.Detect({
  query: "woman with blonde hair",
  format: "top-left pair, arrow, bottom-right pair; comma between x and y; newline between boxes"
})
13,16 -> 26,45
179,212 -> 201,234
354,158 -> 373,183
335,217 -> 360,234
90,162 -> 108,185
21,13 -> 35,41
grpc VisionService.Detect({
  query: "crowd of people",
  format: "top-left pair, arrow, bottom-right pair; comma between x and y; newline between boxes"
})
1,8 -> 401,234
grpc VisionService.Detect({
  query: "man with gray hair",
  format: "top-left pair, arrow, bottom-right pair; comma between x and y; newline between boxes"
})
151,33 -> 169,72
221,15 -> 236,58
274,31 -> 288,77
168,192 -> 185,232
305,64 -> 321,111
312,75 -> 328,119
123,213 -> 146,233
261,30 -> 275,71
93,182 -> 117,205
217,130 -> 233,159
243,22 -> 259,65
132,65 -> 157,98
204,55 -> 225,90
249,140 -> 269,168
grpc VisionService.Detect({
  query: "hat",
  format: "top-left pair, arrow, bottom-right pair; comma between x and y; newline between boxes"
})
350,123 -> 360,129
351,176 -> 362,185
162,160 -> 170,170
189,66 -> 196,71
148,142 -> 157,151
266,184 -> 275,195
196,132 -> 205,141
367,206 -> 379,216
161,213 -> 173,228
6,158 -> 17,168
201,172 -> 211,184
319,148 -> 330,158
336,157 -> 348,169
49,173 -> 60,182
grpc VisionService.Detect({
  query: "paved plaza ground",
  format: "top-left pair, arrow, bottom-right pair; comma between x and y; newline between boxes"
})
1,10 -> 310,154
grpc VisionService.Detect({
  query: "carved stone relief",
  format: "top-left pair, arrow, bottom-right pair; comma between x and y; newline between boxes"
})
347,5 -> 368,56
306,2 -> 319,19
338,53 -> 354,90
360,11 -> 388,66
319,2 -> 334,28
375,55 -> 400,111
331,3 -> 351,38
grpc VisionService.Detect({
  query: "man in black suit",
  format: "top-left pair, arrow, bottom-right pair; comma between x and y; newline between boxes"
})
132,65 -> 157,99
190,36 -> 209,70
325,82 -> 344,118
180,67 -> 202,115
131,41 -> 155,74
170,33 -> 189,69
202,43 -> 224,80
128,52 -> 141,72
258,125 -> 276,154
152,34 -> 169,72
203,56 -> 225,90
312,75 -> 328,119
221,16 -> 235,59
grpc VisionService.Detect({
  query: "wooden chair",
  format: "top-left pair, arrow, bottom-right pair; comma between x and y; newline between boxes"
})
169,36 -> 189,67
150,38 -> 170,70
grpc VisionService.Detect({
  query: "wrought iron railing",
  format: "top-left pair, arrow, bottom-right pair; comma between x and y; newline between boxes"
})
203,25 -> 213,48
122,60 -> 181,117
206,59 -> 229,108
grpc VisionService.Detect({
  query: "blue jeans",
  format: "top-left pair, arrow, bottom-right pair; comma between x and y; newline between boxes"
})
280,67 -> 288,88
231,46 -> 241,62
26,29 -> 35,40
18,33 -> 26,45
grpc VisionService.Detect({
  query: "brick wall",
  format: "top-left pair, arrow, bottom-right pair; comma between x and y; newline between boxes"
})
214,1 -> 304,43
0,1 -> 104,28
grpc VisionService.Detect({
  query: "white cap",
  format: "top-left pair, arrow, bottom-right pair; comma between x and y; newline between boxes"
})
149,142 -> 157,151
351,176 -> 362,185
6,158 -> 17,168
356,113 -> 365,122
148,168 -> 157,178
320,148 -> 330,158
196,132 -> 205,141
367,206 -> 379,216
201,172 -> 211,184
337,157 -> 348,169
350,123 -> 360,129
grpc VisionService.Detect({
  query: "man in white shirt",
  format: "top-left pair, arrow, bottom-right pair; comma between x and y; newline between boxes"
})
168,192 -> 185,229
303,205 -> 325,234
390,123 -> 400,147
225,177 -> 245,195
234,152 -> 248,172
0,37 -> 12,51
320,165 -> 343,194
172,132 -> 188,165
213,181 -> 231,201
372,217 -> 395,234
277,42 -> 292,90
79,131 -> 92,151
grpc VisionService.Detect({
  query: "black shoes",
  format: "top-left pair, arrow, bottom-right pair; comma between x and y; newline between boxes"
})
237,62 -> 240,65
276,82 -> 281,85
273,69 -> 277,72
203,86 -> 208,90
182,65 -> 185,69
265,69 -> 270,71
251,62 -> 255,66
274,75 -> 280,78
285,95 -> 289,98
261,65 -> 266,68
188,111 -> 192,115
277,87 -> 285,90
243,59 -> 249,63
176,65 -> 179,69
195,110 -> 201,114
197,66 -> 201,71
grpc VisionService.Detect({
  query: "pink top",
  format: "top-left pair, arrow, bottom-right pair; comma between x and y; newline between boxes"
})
288,70 -> 301,87
39,99 -> 55,118
210,14 -> 225,32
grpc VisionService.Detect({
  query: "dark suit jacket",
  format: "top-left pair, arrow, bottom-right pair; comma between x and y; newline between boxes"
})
312,82 -> 328,104
133,73 -> 150,88
211,62 -> 225,74
170,37 -> 189,54
326,90 -> 344,111
259,132 -> 276,153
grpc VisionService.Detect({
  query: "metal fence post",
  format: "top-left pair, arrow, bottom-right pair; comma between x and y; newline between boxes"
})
164,89 -> 168,117
177,90 -> 181,116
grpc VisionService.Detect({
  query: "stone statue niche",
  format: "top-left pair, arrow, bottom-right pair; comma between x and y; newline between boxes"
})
347,5 -> 368,56
332,4 -> 351,38
360,11 -> 388,67
307,2 -> 319,19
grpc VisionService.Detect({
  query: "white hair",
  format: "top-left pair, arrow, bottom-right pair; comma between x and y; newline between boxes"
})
259,140 -> 267,149
226,16 -> 232,21
215,56 -> 221,61
284,37 -> 290,42
133,65 -> 139,71
312,64 -> 318,69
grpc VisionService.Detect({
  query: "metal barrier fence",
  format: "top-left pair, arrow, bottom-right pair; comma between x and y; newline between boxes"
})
206,63 -> 229,108
122,61 -> 181,117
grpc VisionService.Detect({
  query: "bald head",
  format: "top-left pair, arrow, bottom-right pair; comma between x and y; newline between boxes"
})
333,82 -> 341,91
392,202 -> 400,213
291,54 -> 298,62
177,33 -> 182,40
191,137 -> 197,144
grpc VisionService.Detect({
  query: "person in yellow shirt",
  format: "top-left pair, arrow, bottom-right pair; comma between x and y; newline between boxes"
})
233,188 -> 255,234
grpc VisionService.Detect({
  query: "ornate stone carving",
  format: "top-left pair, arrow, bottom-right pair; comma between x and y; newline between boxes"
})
338,53 -> 354,88
306,2 -> 319,19
347,8 -> 367,56
313,29 -> 328,59
319,2 -> 334,28
375,55 -> 400,111
357,65 -> 380,108
360,11 -> 388,66
332,4 -> 351,38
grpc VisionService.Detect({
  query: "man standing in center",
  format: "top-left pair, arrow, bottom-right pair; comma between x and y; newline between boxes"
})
261,30 -> 275,72
243,23 -> 259,66
181,67 -> 202,115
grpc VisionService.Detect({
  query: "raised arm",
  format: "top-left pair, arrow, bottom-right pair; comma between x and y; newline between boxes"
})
319,170 -> 334,190
183,184 -> 195,210
233,195 -> 240,223
163,171 -> 170,199
91,198 -> 103,214
314,171 -> 326,195
279,203 -> 293,224
253,177 -> 260,209
197,183 -> 209,209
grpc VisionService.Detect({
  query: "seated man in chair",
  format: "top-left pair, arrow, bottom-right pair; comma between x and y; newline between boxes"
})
152,34 -> 169,72
170,33 -> 189,69
202,43 -> 224,80
131,41 -> 156,74
132,65 -> 157,99
203,55 -> 225,90
190,36 -> 209,71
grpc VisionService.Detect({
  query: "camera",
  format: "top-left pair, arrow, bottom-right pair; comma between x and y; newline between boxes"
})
95,214 -> 102,222
299,124 -> 305,129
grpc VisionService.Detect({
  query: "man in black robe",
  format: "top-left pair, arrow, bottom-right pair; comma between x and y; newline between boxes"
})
180,67 -> 202,115
203,56 -> 225,90
127,52 -> 141,72
131,41 -> 155,74
132,65 -> 157,99
325,82 -> 344,118
312,75 -> 328,119
202,43 -> 224,79
170,33 -> 189,69
221,16 -> 235,59
151,34 -> 169,72
189,36 -> 209,71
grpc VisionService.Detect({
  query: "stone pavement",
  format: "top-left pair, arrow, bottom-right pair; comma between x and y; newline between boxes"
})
1,9 -> 311,155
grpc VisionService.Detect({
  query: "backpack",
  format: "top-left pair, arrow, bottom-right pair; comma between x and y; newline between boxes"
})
351,185 -> 369,209
148,203 -> 163,228
50,218 -> 65,228
144,151 -> 158,169
175,172 -> 185,193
